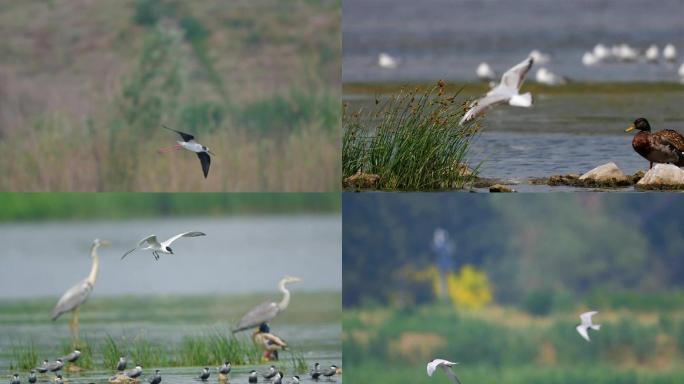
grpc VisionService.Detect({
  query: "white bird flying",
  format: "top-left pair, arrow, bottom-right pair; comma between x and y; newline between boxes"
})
427,359 -> 461,384
476,62 -> 496,81
663,44 -> 677,62
576,311 -> 601,342
529,49 -> 551,64
378,53 -> 398,69
593,44 -> 612,61
460,57 -> 534,125
121,232 -> 206,260
535,67 -> 567,85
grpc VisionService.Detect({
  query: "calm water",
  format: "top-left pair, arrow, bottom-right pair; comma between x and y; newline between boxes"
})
0,215 -> 341,298
343,0 -> 684,83
345,86 -> 684,191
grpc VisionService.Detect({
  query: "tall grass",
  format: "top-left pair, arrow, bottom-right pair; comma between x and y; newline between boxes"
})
9,340 -> 37,371
0,0 -> 340,192
342,82 -> 480,190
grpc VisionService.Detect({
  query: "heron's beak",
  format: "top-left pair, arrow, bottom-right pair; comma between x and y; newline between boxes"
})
625,124 -> 635,132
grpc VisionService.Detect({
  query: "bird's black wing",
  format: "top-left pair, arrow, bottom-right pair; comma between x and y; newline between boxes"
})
162,125 -> 195,142
197,152 -> 211,178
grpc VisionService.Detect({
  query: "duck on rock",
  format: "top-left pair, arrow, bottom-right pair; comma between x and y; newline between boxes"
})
625,118 -> 684,169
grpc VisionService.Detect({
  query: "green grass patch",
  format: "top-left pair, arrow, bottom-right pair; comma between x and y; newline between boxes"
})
342,82 -> 480,190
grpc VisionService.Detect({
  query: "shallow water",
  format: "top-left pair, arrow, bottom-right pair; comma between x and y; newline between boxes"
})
345,85 -> 684,191
343,0 -> 684,83
0,215 -> 341,298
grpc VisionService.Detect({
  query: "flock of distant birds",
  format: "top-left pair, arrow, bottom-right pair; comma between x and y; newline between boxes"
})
7,237 -> 340,384
9,354 -> 338,384
427,311 -> 601,383
378,43 -> 684,169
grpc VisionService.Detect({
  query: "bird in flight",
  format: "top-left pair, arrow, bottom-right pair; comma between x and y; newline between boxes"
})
159,125 -> 214,178
576,311 -> 601,342
121,231 -> 206,260
427,359 -> 462,384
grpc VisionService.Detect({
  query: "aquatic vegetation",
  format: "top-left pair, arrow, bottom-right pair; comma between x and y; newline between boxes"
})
343,82 -> 481,190
287,348 -> 308,374
9,340 -> 37,371
179,332 -> 261,366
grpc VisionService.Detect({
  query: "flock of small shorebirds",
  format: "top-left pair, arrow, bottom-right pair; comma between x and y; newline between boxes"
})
427,311 -> 601,384
8,354 -> 339,384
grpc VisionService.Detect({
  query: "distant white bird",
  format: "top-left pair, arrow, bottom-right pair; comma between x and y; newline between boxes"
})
529,49 -> 551,64
644,44 -> 659,62
582,51 -> 599,66
678,62 -> 684,78
615,44 -> 638,61
121,232 -> 206,260
663,44 -> 677,62
427,359 -> 461,384
460,57 -> 534,125
593,44 -> 612,61
576,311 -> 601,342
476,62 -> 496,81
378,53 -> 398,69
535,67 -> 567,85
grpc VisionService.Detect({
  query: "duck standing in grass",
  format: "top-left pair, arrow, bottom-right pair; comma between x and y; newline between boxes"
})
625,118 -> 684,169
252,323 -> 288,361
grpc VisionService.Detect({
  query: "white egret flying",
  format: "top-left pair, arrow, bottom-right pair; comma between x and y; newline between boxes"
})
427,359 -> 461,384
121,231 -> 206,260
51,239 -> 110,340
233,276 -> 302,333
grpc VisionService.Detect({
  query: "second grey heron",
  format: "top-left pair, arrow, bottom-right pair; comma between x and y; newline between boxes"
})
233,276 -> 302,333
50,239 -> 110,340
121,232 -> 206,260
427,359 -> 461,384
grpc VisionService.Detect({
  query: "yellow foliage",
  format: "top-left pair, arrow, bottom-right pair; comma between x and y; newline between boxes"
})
446,265 -> 493,310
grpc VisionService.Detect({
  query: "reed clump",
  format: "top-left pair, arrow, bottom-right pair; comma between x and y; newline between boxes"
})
343,82 -> 480,190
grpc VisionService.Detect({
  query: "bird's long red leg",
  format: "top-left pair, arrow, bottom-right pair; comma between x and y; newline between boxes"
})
158,144 -> 183,153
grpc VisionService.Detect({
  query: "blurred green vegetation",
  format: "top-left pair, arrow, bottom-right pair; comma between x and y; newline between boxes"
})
0,193 -> 339,221
344,304 -> 684,383
0,0 -> 341,191
343,194 -> 684,308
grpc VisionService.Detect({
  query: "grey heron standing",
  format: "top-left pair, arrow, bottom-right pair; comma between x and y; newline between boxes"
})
233,276 -> 302,333
51,239 -> 110,341
121,232 -> 206,260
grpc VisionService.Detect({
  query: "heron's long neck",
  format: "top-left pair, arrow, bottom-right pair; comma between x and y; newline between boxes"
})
87,246 -> 99,285
277,281 -> 290,310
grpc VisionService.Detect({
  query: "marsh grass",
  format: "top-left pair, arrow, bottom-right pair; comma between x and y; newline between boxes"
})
9,340 -> 37,371
179,331 -> 261,366
286,348 -> 308,374
343,82 -> 480,190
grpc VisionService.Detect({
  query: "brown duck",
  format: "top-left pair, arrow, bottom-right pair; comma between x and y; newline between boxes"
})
625,118 -> 684,169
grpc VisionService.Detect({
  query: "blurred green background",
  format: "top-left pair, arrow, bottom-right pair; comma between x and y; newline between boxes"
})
0,0 -> 340,192
343,194 -> 684,383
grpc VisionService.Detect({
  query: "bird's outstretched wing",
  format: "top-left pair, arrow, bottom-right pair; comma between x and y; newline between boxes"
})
427,359 -> 457,377
495,57 -> 534,94
233,301 -> 280,332
162,125 -> 195,142
196,152 -> 211,178
579,311 -> 598,325
576,325 -> 590,341
122,235 -> 160,259
163,231 -> 206,247
460,93 -> 510,124
442,366 -> 463,384
51,279 -> 93,320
